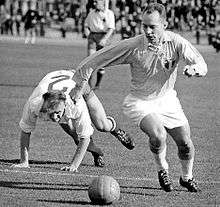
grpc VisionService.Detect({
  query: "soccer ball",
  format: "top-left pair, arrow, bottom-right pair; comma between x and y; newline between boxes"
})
88,175 -> 120,204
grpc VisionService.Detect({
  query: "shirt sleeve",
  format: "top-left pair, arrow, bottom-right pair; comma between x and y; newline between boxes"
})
19,101 -> 38,133
106,10 -> 115,30
76,39 -> 134,81
176,35 -> 208,76
74,99 -> 94,139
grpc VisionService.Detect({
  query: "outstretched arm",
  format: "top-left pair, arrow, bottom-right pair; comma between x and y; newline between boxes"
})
178,35 -> 208,77
61,136 -> 90,172
11,130 -> 31,168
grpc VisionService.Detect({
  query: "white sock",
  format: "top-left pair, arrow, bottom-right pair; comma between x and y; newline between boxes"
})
180,158 -> 194,181
152,145 -> 169,171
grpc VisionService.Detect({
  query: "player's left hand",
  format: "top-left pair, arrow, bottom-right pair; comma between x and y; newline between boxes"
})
183,65 -> 199,77
60,166 -> 78,172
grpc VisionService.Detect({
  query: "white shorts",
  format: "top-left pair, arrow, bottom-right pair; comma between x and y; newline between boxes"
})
122,90 -> 188,129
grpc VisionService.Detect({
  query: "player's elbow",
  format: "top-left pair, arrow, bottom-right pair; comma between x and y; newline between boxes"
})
195,61 -> 208,77
199,62 -> 208,76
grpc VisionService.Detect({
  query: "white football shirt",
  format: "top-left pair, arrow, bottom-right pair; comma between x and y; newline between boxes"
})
76,31 -> 207,100
19,70 -> 93,139
85,8 -> 115,32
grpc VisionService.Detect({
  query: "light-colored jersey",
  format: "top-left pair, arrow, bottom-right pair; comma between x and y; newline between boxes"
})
76,31 -> 207,100
85,9 -> 115,32
19,70 -> 93,139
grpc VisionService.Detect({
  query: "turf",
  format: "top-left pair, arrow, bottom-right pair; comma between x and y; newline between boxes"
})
0,36 -> 219,207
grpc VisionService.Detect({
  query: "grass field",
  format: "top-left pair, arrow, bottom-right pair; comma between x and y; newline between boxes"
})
0,36 -> 219,207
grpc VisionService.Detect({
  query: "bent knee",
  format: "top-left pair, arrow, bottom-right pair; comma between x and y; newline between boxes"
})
178,140 -> 195,160
93,119 -> 111,132
149,129 -> 167,154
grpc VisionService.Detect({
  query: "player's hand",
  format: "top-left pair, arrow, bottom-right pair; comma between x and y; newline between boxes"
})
99,38 -> 107,47
183,65 -> 198,77
11,163 -> 30,168
69,83 -> 84,104
60,166 -> 78,172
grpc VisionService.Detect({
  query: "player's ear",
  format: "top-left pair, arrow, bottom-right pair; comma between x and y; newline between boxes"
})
164,20 -> 168,29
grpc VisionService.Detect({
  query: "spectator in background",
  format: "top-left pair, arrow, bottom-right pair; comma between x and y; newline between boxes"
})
23,1 -> 39,44
59,9 -> 67,38
15,9 -> 22,36
84,0 -> 115,89
0,5 -> 7,35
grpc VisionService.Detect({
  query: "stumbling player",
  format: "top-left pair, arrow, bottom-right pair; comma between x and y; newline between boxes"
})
70,3 -> 207,192
12,69 -> 135,171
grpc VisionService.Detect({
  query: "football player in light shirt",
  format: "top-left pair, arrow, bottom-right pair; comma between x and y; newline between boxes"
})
12,70 -> 134,172
71,3 -> 207,192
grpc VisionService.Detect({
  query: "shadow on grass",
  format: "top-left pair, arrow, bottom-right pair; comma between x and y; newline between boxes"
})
0,159 -> 94,169
38,199 -> 91,205
0,180 -> 88,191
0,159 -> 68,165
0,180 -> 163,196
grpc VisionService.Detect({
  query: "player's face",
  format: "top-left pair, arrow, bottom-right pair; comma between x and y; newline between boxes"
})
94,0 -> 105,11
142,11 -> 166,44
43,101 -> 66,123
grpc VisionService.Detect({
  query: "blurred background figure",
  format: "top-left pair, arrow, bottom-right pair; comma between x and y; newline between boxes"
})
22,1 -> 39,44
84,0 -> 115,89
0,0 -> 219,52
15,8 -> 22,36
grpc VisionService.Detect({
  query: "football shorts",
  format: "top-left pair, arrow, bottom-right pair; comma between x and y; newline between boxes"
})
122,90 -> 188,129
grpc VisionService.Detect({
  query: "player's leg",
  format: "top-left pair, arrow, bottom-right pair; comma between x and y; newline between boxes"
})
94,68 -> 105,90
84,88 -> 135,150
140,113 -> 173,192
167,124 -> 199,192
93,42 -> 105,89
87,34 -> 97,87
31,27 -> 36,44
25,28 -> 30,44
59,123 -> 105,167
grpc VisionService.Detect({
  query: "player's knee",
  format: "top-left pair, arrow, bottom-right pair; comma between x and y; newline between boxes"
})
149,130 -> 166,154
94,118 -> 111,132
178,140 -> 195,160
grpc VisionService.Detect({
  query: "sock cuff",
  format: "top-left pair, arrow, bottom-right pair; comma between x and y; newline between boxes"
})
106,116 -> 116,131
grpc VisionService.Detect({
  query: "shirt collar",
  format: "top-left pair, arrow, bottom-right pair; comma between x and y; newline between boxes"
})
161,31 -> 172,43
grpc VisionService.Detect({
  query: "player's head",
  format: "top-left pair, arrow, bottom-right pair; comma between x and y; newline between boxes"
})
94,0 -> 105,11
142,3 -> 168,44
40,90 -> 66,123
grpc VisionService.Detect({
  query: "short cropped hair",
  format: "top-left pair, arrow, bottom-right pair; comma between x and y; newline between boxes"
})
40,90 -> 66,113
143,3 -> 167,20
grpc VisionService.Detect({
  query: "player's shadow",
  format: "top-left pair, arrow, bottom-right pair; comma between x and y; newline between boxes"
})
0,180 -> 88,191
37,199 -> 90,205
0,159 -> 68,165
0,159 -> 93,169
121,184 -> 185,193
0,180 -> 91,205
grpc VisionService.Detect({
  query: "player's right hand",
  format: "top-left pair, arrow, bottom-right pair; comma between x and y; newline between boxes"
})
69,83 -> 84,104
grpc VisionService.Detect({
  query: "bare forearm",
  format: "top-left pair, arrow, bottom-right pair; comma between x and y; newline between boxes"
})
103,28 -> 114,41
20,131 -> 31,163
69,137 -> 90,170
